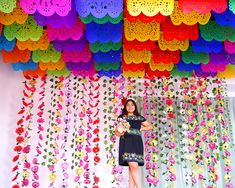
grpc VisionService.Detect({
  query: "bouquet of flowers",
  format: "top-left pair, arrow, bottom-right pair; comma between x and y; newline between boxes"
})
116,118 -> 131,134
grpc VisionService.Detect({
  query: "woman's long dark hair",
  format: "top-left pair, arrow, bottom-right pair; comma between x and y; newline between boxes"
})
121,99 -> 140,116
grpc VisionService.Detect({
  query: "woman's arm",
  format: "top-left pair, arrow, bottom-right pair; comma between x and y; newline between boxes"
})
140,121 -> 153,132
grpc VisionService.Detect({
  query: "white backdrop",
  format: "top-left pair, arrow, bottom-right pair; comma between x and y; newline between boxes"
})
1,60 -> 235,188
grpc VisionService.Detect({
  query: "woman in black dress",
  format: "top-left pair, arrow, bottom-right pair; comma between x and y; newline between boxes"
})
115,98 -> 153,188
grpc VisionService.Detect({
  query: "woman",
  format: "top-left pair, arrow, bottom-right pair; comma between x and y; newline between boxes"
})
115,98 -> 153,188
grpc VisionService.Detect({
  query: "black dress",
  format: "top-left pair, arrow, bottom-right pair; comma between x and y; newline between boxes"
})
118,115 -> 146,166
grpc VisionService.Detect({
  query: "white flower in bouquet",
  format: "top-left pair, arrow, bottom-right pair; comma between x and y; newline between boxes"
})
116,118 -> 130,134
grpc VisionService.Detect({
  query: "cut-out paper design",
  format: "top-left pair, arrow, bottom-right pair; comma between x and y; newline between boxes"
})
170,1 -> 211,25
62,45 -> 92,63
191,36 -> 223,53
224,40 -> 235,54
158,33 -> 189,51
32,44 -> 61,63
127,0 -> 174,16
2,46 -> 30,63
200,21 -> 235,42
12,59 -> 38,71
47,19 -> 84,41
178,0 -> 227,14
86,22 -> 122,43
20,0 -> 72,17
124,19 -> 160,41
182,46 -> 209,64
0,0 -> 16,14
39,59 -> 65,71
16,30 -> 50,51
152,46 -> 180,64
76,0 -> 123,18
0,2 -> 28,25
123,49 -> 152,64
4,16 -> 43,41
161,18 -> 199,41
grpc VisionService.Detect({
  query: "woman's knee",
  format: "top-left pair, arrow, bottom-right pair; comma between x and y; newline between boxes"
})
128,162 -> 139,171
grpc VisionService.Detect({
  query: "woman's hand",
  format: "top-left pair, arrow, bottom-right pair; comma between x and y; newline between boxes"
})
140,121 -> 153,132
115,127 -> 125,137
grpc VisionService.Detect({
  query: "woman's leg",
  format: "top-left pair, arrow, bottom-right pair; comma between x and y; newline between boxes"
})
129,166 -> 135,188
128,162 -> 141,188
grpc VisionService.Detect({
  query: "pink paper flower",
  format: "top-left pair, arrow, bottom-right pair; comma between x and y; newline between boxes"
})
224,150 -> 231,156
209,142 -> 216,150
33,174 -> 39,180
22,145 -> 30,153
165,98 -> 173,105
224,166 -> 232,172
203,151 -> 210,158
32,182 -> 39,187
146,177 -> 153,183
169,157 -> 176,164
202,134 -> 207,141
169,142 -> 176,149
192,177 -> 197,184
31,166 -> 39,173
225,183 -> 233,188
218,107 -> 224,113
152,178 -> 159,185
198,174 -> 204,180
24,162 -> 31,169
204,99 -> 211,106
22,179 -> 29,186
49,165 -> 54,171
169,173 -> 176,181
145,154 -> 151,161
146,162 -> 153,169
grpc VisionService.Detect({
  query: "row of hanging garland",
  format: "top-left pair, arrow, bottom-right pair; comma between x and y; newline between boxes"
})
0,0 -> 235,78
11,75 -> 234,188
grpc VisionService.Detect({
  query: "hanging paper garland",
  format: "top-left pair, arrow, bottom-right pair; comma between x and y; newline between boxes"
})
178,0 -> 227,14
200,21 -> 235,42
12,59 -> 38,71
158,33 -> 189,51
47,19 -> 84,41
89,77 -> 101,187
4,16 -> 43,42
0,0 -> 16,13
32,44 -> 61,63
182,46 -> 209,65
70,77 -> 84,186
75,0 -> 123,18
170,1 -> 211,26
53,36 -> 87,53
30,75 -> 47,188
0,2 -> 28,25
124,18 -> 160,42
2,45 -> 30,63
16,30 -> 50,51
176,61 -> 201,72
0,34 -> 16,52
19,76 -> 37,187
33,1 -> 76,28
11,75 -> 35,188
39,59 -> 65,71
224,40 -> 235,54
20,0 -> 72,17
191,36 -> 223,53
126,0 -> 174,16
161,18 -> 199,41
170,67 -> 193,77
213,8 -> 235,28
